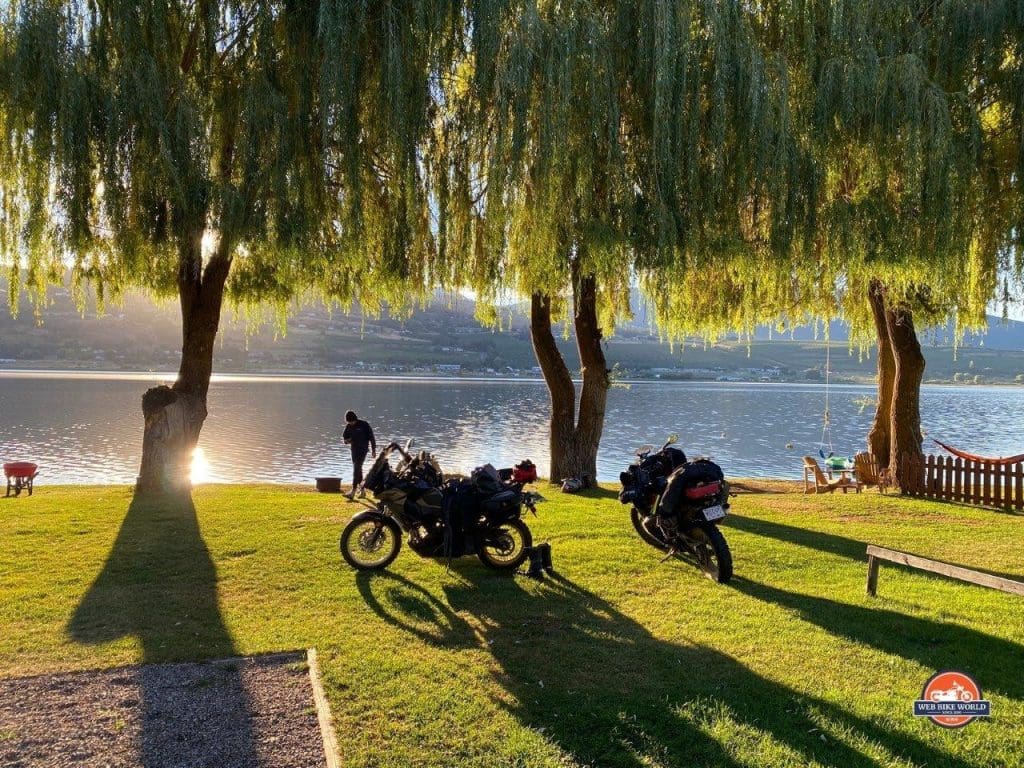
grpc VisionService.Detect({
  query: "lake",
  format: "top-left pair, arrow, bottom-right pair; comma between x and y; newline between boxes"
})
1,371 -> 1023,485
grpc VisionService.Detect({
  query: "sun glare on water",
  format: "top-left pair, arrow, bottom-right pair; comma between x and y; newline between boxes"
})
190,447 -> 211,485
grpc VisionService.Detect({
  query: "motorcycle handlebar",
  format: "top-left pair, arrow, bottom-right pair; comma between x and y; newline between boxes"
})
383,440 -> 413,462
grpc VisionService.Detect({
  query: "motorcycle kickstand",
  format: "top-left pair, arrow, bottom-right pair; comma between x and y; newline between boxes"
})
660,546 -> 679,563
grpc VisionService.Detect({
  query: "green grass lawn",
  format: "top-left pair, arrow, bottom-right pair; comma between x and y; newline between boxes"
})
1,485 -> 1022,767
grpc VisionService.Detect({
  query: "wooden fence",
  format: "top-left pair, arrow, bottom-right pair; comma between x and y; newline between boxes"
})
900,453 -> 1024,511
865,545 -> 1024,597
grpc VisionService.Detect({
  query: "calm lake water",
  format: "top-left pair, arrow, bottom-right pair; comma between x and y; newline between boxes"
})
1,372 -> 1023,485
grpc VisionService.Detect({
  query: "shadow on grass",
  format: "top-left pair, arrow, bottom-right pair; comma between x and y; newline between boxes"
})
358,563 -> 973,767
726,514 -> 1024,581
68,491 -> 259,766
733,577 -> 1024,700
724,514 -> 868,560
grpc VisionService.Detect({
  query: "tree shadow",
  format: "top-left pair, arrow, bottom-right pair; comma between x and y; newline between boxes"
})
724,515 -> 868,561
67,492 -> 260,766
732,577 -> 1024,700
725,514 -> 1024,580
359,562 -> 974,767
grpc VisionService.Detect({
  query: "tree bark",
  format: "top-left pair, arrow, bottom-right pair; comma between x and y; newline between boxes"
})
136,236 -> 232,495
867,279 -> 895,467
529,271 -> 611,486
886,302 -> 926,493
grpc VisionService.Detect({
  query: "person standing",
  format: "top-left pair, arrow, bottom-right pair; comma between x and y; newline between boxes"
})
343,410 -> 376,499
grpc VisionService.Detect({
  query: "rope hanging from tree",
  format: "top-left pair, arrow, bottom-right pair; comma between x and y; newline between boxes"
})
819,329 -> 834,459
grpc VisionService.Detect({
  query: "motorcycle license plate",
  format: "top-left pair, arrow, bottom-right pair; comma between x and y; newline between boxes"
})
702,504 -> 725,521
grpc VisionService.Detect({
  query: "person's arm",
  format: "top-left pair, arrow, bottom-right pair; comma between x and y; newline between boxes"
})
368,423 -> 377,456
343,424 -> 352,445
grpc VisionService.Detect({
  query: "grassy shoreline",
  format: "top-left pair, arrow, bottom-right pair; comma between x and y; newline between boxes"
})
2,484 -> 1022,767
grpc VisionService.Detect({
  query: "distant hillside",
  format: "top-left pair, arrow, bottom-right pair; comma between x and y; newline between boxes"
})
1,284 -> 1023,385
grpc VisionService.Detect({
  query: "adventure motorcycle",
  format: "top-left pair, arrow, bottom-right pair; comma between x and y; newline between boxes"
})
618,435 -> 734,583
339,440 -> 541,571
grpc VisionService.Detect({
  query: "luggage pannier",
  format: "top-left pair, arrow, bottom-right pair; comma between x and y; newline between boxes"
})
659,459 -> 725,515
482,489 -> 521,522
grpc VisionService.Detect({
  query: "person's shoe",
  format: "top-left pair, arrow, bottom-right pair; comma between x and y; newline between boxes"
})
345,490 -> 356,501
357,488 -> 366,499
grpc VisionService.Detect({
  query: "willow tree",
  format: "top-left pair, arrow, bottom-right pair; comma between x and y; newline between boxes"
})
426,1 -> 806,483
0,0 -> 459,492
640,1 -> 1024,490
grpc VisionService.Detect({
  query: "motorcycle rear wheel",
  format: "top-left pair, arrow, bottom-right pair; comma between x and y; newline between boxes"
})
476,519 -> 532,569
630,507 -> 670,551
340,515 -> 402,571
684,523 -> 733,584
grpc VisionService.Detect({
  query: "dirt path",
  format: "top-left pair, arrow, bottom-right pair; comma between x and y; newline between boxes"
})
0,652 -> 325,768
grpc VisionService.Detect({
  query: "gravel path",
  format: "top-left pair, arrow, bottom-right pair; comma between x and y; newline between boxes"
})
0,652 -> 326,768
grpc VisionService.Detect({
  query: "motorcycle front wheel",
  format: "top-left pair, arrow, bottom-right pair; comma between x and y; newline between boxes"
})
340,514 -> 402,571
476,519 -> 532,570
630,507 -> 670,551
684,523 -> 733,584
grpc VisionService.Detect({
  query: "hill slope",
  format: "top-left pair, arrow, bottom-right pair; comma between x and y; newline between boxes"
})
1,287 -> 1023,384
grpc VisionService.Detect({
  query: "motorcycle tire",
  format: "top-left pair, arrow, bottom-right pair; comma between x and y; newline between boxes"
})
340,514 -> 403,571
630,507 -> 670,551
685,522 -> 733,584
476,519 -> 532,570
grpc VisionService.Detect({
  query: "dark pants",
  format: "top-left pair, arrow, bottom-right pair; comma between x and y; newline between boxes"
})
351,448 -> 369,489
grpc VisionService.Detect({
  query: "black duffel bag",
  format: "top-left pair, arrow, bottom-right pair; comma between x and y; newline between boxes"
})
658,459 -> 725,515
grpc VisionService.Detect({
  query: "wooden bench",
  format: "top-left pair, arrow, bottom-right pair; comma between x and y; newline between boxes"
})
866,545 -> 1024,597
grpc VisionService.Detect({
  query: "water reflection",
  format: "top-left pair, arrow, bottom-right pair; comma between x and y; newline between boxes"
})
2,373 -> 1024,482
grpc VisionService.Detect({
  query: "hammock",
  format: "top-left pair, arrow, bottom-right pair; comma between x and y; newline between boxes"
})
933,439 -> 1024,466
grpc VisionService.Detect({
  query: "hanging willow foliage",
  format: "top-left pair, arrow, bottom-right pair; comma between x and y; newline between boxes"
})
1,1 -> 1022,341
0,0 -> 461,318
636,0 -> 1024,345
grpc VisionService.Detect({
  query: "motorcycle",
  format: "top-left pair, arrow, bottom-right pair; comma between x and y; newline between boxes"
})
339,439 -> 541,572
618,435 -> 734,583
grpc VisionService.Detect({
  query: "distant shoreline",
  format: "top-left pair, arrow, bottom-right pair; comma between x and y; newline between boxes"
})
0,366 -> 1022,390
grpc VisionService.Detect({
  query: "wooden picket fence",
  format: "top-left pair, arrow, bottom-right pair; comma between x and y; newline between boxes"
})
899,453 -> 1024,511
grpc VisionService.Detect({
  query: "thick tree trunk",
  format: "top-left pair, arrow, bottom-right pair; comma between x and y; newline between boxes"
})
867,279 -> 895,466
530,293 -> 579,482
136,238 -> 232,495
886,303 -> 926,493
529,273 -> 611,485
571,273 -> 611,484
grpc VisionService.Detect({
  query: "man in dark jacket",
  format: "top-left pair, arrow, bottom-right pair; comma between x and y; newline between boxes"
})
343,410 -> 376,499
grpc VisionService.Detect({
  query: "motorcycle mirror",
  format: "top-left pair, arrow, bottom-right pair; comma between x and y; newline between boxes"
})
636,444 -> 654,456
666,433 -> 679,445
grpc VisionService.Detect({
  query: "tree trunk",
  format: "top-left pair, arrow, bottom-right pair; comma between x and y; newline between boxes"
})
886,303 -> 926,493
136,238 -> 232,495
529,273 -> 611,486
867,279 -> 895,466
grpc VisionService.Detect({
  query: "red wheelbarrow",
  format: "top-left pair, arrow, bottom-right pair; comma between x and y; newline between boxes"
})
4,462 -> 38,497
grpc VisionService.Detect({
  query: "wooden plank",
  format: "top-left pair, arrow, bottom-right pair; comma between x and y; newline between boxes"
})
983,461 -> 992,506
953,457 -> 962,503
866,554 -> 879,596
307,648 -> 341,768
1015,463 -> 1024,511
993,461 -> 1003,508
865,545 -> 1024,597
942,455 -> 953,502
